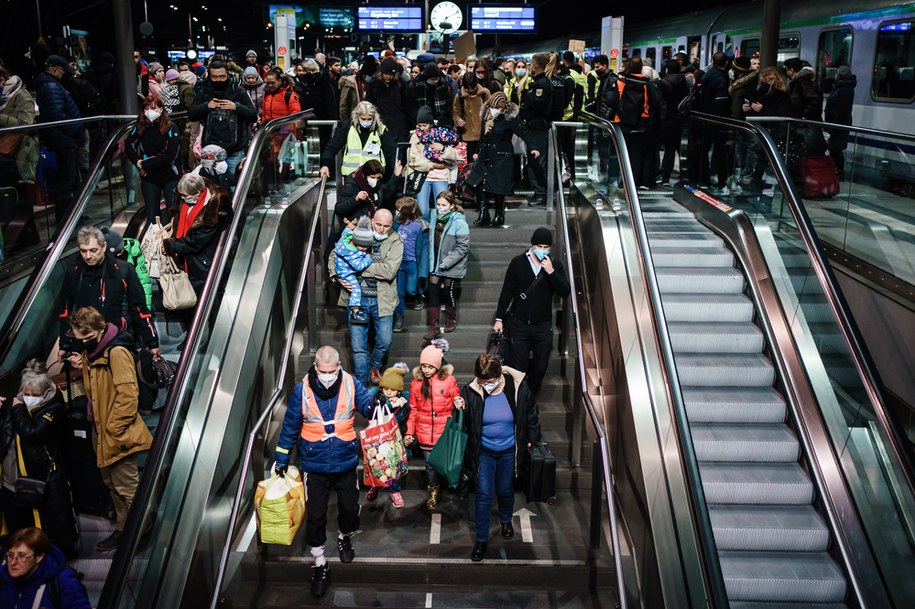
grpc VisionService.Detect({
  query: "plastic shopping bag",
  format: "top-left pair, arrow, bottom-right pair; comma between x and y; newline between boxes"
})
254,465 -> 306,545
360,405 -> 409,488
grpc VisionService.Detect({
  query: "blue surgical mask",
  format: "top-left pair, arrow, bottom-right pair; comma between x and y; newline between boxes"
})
515,69 -> 526,78
359,119 -> 373,129
533,248 -> 550,261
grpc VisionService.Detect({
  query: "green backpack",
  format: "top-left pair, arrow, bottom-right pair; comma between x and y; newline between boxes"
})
122,237 -> 153,309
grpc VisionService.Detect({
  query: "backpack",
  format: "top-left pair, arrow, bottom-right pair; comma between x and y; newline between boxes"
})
204,107 -> 240,151
66,77 -> 107,117
547,75 -> 567,121
121,237 -> 153,309
617,79 -> 650,128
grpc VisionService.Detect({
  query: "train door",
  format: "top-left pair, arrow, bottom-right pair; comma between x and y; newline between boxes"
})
712,33 -> 732,57
776,33 -> 801,68
645,46 -> 657,70
739,37 -> 761,59
817,27 -> 853,95
676,35 -> 688,57
688,36 -> 702,67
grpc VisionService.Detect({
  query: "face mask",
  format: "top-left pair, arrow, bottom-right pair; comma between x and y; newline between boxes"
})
367,177 -> 379,188
214,160 -> 228,174
22,395 -> 43,409
481,380 -> 500,393
475,73 -> 485,80
183,193 -> 201,205
359,119 -> 373,129
212,80 -> 229,92
489,108 -> 502,118
373,230 -> 388,241
515,69 -> 527,78
317,372 -> 338,388
81,336 -> 100,353
436,206 -> 452,220
533,248 -> 550,261
144,109 -> 162,123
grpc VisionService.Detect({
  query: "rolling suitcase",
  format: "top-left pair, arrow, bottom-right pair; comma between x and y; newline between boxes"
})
799,155 -> 839,199
524,443 -> 557,503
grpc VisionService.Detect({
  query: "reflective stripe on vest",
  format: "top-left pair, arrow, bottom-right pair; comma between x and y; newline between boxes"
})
300,372 -> 357,442
341,124 -> 386,176
612,78 -> 650,123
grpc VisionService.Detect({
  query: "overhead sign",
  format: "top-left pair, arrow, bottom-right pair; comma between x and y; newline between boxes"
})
357,5 -> 424,32
469,5 -> 536,32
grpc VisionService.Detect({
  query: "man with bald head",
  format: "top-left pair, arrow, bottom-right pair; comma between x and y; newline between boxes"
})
274,345 -> 374,598
329,208 -> 404,385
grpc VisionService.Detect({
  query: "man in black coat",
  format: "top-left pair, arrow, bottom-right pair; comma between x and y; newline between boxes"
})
492,228 -> 571,395
366,58 -> 415,146
699,52 -> 731,190
825,66 -> 856,179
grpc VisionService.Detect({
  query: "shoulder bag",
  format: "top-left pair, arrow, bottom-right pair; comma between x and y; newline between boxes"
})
158,254 -> 198,310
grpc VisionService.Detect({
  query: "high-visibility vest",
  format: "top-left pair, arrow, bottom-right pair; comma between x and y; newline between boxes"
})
300,372 -> 357,442
563,70 -> 587,120
341,123 -> 387,176
612,78 -> 650,124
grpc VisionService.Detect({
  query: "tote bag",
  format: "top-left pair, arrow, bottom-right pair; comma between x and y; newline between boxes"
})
254,466 -> 306,545
426,407 -> 467,489
360,404 -> 409,487
158,254 -> 197,310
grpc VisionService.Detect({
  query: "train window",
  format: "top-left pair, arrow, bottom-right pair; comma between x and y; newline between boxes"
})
817,28 -> 853,95
631,48 -> 642,58
688,38 -> 701,65
873,21 -> 915,103
740,38 -> 761,59
662,46 -> 673,60
646,46 -> 657,67
777,34 -> 801,67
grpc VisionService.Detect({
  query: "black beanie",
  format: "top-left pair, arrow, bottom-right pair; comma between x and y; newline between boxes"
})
416,105 -> 434,125
531,227 -> 553,246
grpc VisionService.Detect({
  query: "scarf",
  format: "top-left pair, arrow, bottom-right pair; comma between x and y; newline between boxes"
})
482,91 -> 508,136
176,189 -> 210,239
415,127 -> 458,163
0,76 -> 23,113
351,167 -> 380,216
85,322 -> 121,423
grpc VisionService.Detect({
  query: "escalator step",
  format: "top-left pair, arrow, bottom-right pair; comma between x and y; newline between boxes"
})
683,388 -> 787,424
691,424 -> 799,463
674,354 -> 775,387
719,551 -> 847,603
729,603 -> 846,609
669,322 -> 764,354
710,506 -> 830,552
700,463 -> 814,505
661,294 -> 754,323
648,233 -> 725,249
651,247 -> 735,268
657,267 -> 744,294
643,219 -> 709,233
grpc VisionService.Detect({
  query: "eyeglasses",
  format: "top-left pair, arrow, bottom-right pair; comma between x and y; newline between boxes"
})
6,552 -> 35,562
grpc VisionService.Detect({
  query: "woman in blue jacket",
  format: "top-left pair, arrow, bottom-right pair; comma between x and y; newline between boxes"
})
0,527 -> 91,609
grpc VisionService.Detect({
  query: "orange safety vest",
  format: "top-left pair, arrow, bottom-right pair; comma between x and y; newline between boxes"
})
300,372 -> 357,442
612,78 -> 650,123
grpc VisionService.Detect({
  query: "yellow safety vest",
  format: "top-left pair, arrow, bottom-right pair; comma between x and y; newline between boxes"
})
563,70 -> 588,120
341,123 -> 387,176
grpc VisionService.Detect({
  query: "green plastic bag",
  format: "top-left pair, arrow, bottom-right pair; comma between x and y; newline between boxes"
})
426,408 -> 467,489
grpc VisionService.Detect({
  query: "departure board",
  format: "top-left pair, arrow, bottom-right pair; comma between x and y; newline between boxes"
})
357,5 -> 425,32
469,5 -> 536,32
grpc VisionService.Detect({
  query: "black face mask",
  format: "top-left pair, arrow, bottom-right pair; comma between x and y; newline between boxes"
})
758,82 -> 771,95
212,79 -> 229,92
80,336 -> 100,353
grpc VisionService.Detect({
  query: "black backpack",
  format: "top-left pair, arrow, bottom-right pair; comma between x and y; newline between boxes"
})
547,75 -> 568,121
618,80 -> 650,128
204,107 -> 240,151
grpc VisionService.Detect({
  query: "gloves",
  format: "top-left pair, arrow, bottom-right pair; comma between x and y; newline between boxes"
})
275,464 -> 288,477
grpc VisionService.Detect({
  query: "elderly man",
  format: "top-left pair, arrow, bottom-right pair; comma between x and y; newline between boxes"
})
329,208 -> 403,385
273,345 -> 373,598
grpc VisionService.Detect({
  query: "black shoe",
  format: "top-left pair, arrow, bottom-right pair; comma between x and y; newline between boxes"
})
311,563 -> 330,598
501,522 -> 514,539
412,296 -> 424,311
491,212 -> 505,227
471,541 -> 487,561
337,535 -> 355,563
95,530 -> 120,553
473,208 -> 491,226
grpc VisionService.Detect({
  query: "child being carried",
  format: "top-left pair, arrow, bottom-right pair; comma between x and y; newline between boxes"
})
334,218 -> 375,324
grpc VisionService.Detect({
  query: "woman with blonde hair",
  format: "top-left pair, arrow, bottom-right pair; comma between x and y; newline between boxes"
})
319,100 -> 395,179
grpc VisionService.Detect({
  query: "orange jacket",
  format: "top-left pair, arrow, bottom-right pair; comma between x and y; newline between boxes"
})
261,85 -> 302,122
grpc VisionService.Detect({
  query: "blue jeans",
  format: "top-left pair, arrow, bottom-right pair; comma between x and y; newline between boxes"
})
395,259 -> 418,317
348,296 -> 393,385
475,446 -> 515,543
226,149 -> 245,184
416,179 -> 450,218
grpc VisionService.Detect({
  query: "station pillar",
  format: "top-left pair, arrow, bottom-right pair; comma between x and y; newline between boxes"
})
113,0 -> 137,115
761,0 -> 780,68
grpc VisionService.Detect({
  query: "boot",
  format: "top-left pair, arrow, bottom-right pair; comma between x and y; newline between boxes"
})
443,305 -> 457,333
426,484 -> 440,510
491,198 -> 505,227
424,308 -> 441,340
473,198 -> 491,226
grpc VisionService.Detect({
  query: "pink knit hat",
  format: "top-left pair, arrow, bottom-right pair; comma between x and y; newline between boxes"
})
420,344 -> 443,369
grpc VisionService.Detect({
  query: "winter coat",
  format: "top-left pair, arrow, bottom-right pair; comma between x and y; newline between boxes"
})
33,72 -> 81,149
174,81 -> 196,111
0,544 -> 91,609
0,390 -> 79,558
365,77 -> 414,143
657,73 -> 689,122
473,104 -> 538,195
296,71 -> 338,121
409,78 -> 455,127
428,208 -> 470,279
0,85 -> 38,183
58,256 -> 158,351
605,75 -> 665,133
261,86 -> 302,122
788,68 -> 822,120
334,173 -> 403,223
406,364 -> 460,449
334,229 -> 373,286
274,371 -> 373,474
406,131 -> 459,181
320,121 -> 397,177
330,230 -> 404,317
339,73 -> 372,123
124,121 -> 182,187
163,183 -> 233,292
187,79 -> 258,154
825,75 -> 856,150
80,326 -> 153,468
242,80 -> 266,119
458,366 -> 541,493
729,71 -> 759,119
452,85 -> 490,142
700,67 -> 730,117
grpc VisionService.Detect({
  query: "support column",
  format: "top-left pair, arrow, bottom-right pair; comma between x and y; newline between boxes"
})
761,0 -> 781,69
113,0 -> 137,115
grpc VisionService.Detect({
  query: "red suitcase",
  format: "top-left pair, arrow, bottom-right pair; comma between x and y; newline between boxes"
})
799,155 -> 840,199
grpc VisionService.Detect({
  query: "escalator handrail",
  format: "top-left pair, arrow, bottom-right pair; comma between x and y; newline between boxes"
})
99,109 -> 316,609
208,175 -> 327,609
549,126 -> 629,609
585,115 -> 730,608
686,109 -> 915,494
747,115 -> 915,144
0,120 -> 138,363
0,114 -> 137,135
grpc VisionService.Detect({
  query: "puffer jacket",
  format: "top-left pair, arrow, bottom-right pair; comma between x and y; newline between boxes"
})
261,85 -> 302,122
428,207 -> 469,279
406,364 -> 460,449
33,72 -> 81,149
0,544 -> 91,609
80,325 -> 153,468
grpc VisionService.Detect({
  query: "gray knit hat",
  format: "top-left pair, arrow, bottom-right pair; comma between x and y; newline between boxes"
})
352,217 -> 374,247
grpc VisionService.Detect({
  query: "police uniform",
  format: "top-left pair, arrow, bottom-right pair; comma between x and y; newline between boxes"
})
519,73 -> 553,203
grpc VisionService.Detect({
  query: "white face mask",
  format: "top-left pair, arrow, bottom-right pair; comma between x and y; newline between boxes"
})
373,230 -> 388,241
22,395 -> 43,409
489,108 -> 502,118
144,109 -> 162,123
214,160 -> 228,174
317,372 -> 338,388
481,380 -> 500,393
367,177 -> 379,188
359,119 -> 373,129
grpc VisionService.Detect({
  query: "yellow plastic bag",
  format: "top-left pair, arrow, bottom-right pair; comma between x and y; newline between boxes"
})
254,466 -> 306,545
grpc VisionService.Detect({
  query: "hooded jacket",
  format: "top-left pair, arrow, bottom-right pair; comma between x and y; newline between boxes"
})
0,544 -> 91,609
329,229 -> 404,317
825,74 -> 856,126
428,206 -> 470,279
788,67 -> 822,120
162,182 -> 233,290
407,364 -> 460,449
261,84 -> 301,122
729,70 -> 759,119
242,72 -> 266,118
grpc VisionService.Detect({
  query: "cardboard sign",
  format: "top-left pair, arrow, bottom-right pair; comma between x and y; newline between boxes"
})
453,31 -> 477,63
568,39 -> 585,55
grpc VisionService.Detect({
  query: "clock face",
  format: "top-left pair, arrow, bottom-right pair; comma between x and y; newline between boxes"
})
430,1 -> 463,32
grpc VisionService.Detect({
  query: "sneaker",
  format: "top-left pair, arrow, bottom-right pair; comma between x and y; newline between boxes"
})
391,491 -> 405,508
95,531 -> 120,552
310,564 -> 331,598
412,297 -> 424,311
393,315 -> 405,333
349,308 -> 369,325
337,535 -> 355,563
365,486 -> 379,502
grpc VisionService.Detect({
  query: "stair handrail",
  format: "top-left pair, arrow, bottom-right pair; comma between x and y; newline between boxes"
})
98,109 -> 316,609
747,115 -> 915,143
209,175 -> 327,609
0,114 -> 137,135
579,113 -> 730,608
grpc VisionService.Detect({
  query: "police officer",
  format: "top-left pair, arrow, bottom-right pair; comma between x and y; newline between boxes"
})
519,53 -> 554,207
273,346 -> 374,599
559,51 -> 587,183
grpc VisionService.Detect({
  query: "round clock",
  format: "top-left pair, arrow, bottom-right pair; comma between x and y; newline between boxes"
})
430,1 -> 463,33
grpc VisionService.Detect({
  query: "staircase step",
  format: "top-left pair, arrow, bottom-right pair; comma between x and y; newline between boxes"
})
669,322 -> 764,354
700,463 -> 814,505
656,267 -> 744,294
683,388 -> 787,424
691,424 -> 799,463
719,552 -> 847,603
710,506 -> 830,552
661,293 -> 755,323
674,354 -> 775,387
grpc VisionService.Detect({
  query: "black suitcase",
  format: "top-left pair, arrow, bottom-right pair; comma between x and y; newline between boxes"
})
524,443 -> 557,503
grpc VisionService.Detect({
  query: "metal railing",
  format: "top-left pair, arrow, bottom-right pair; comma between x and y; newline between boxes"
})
0,114 -> 136,135
748,115 -> 915,143
98,109 -> 316,609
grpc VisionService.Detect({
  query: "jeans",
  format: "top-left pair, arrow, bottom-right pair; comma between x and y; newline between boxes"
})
416,179 -> 449,219
395,259 -> 418,317
475,446 -> 515,542
225,149 -> 245,185
140,178 -> 180,224
348,296 -> 393,385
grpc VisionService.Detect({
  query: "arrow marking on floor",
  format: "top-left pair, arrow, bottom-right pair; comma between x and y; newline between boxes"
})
425,592 -> 433,608
514,508 -> 536,543
430,513 -> 441,544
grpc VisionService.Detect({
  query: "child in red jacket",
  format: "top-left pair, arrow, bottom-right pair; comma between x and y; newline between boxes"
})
405,340 -> 464,510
